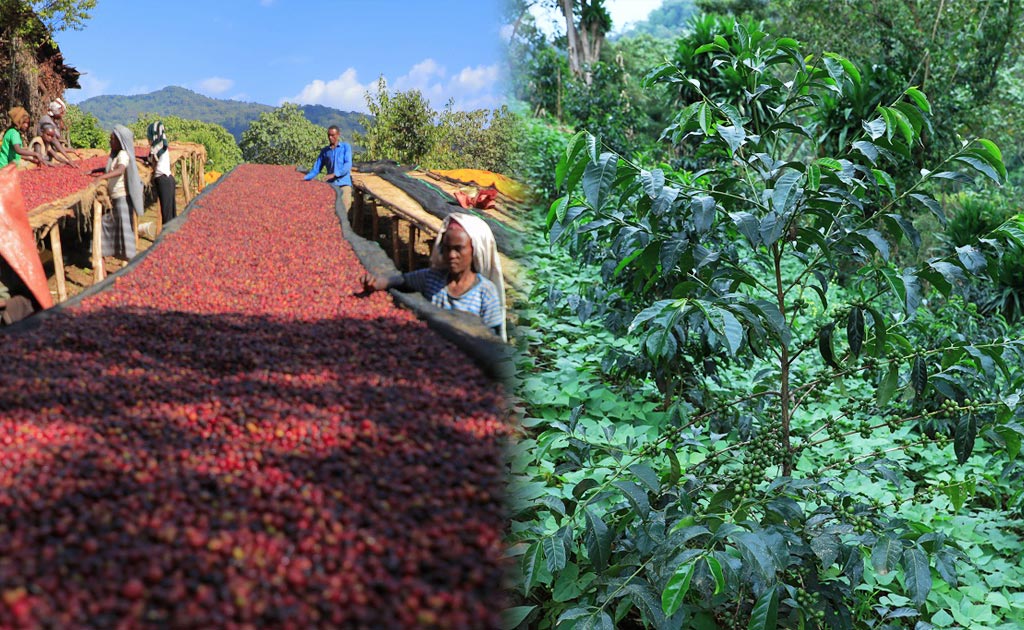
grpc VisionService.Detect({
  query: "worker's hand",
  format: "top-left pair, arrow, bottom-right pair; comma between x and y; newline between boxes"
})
361,273 -> 384,293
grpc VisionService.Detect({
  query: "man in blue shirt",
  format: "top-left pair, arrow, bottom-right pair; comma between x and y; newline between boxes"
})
304,125 -> 353,210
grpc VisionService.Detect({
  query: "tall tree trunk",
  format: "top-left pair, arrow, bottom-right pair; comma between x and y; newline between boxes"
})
558,0 -> 583,79
583,18 -> 604,67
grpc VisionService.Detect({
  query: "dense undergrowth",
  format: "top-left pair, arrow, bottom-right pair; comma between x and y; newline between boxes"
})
503,20 -> 1024,630
505,212 -> 1024,629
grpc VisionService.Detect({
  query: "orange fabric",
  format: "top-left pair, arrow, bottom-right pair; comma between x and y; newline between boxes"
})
434,169 -> 528,202
0,164 -> 53,309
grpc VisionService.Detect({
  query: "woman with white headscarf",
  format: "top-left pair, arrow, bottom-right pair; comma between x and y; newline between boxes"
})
32,99 -> 81,161
146,120 -> 177,224
89,125 -> 145,260
362,212 -> 507,340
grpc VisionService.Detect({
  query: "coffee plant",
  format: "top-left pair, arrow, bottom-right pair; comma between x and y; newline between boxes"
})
508,23 -> 1024,630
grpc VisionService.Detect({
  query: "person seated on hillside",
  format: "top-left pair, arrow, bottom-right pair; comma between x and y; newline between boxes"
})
31,99 -> 81,162
0,107 -> 48,168
361,212 -> 507,340
304,125 -> 353,211
32,123 -> 78,167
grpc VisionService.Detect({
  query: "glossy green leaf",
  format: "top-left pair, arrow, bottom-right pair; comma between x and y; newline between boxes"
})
613,480 -> 651,517
846,306 -> 864,358
871,535 -> 902,575
904,86 -> 931,113
641,168 -> 665,199
901,547 -> 931,605
706,555 -> 726,595
584,508 -> 612,571
583,153 -> 618,210
747,586 -> 779,630
542,535 -> 567,574
718,124 -> 746,155
877,363 -> 899,408
662,559 -> 696,616
911,355 -> 928,398
500,606 -> 535,629
818,323 -> 838,369
824,52 -> 861,84
630,462 -> 662,494
521,541 -> 543,595
954,413 -> 978,464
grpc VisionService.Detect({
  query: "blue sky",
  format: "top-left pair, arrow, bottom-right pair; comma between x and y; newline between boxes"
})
55,0 -> 509,113
55,1 -> 663,113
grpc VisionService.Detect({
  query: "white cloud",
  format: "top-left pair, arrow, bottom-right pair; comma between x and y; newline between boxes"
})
65,70 -> 110,103
451,65 -> 501,93
283,68 -> 371,112
197,77 -> 234,95
394,58 -> 446,92
283,59 -> 505,114
125,84 -> 151,96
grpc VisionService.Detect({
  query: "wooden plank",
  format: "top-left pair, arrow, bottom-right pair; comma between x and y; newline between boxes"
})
391,219 -> 399,266
371,199 -> 378,239
49,223 -> 67,302
92,200 -> 105,282
407,223 -> 416,270
180,159 -> 191,204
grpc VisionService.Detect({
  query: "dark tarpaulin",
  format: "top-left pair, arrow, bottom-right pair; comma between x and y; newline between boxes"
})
355,161 -> 521,255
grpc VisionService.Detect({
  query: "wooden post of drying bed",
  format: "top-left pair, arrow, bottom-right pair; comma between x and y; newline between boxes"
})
407,224 -> 416,270
180,157 -> 192,204
49,225 -> 68,302
197,155 -> 205,192
390,219 -> 400,265
92,200 -> 105,282
371,199 -> 379,240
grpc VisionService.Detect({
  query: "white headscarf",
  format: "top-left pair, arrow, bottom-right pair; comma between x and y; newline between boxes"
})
48,99 -> 65,117
430,212 -> 507,341
110,125 -> 145,216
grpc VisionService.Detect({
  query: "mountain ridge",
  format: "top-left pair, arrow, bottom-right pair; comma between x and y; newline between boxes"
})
77,86 -> 365,142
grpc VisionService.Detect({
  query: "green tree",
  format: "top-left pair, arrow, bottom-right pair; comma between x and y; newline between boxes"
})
431,103 -> 521,174
238,103 -> 323,167
0,0 -> 95,37
765,0 -> 1024,169
130,113 -> 242,173
353,77 -> 434,166
64,103 -> 106,149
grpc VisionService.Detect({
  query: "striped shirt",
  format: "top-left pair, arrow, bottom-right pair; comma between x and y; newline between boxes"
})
402,268 -> 503,332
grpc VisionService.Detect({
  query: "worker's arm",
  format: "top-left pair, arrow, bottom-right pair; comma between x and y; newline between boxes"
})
304,149 -> 325,181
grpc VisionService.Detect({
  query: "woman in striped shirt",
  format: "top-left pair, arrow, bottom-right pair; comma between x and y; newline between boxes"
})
362,213 -> 506,338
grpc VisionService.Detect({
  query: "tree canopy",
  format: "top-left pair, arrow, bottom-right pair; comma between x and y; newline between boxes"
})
130,113 -> 243,173
238,103 -> 325,168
